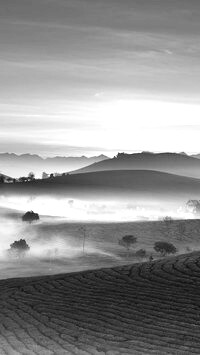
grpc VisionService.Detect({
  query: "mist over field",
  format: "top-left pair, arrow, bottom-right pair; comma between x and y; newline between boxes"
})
0,190 -> 198,280
0,193 -> 193,222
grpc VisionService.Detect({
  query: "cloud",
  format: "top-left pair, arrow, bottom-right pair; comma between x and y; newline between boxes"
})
1,0 -> 200,155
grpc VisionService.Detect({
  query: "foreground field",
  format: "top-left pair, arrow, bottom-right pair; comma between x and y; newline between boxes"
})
1,252 -> 200,354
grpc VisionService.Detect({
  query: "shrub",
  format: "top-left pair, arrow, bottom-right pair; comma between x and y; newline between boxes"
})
135,249 -> 147,258
154,241 -> 177,256
22,210 -> 39,223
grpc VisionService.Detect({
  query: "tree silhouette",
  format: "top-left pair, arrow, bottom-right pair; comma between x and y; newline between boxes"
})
6,177 -> 13,183
9,239 -> 30,257
18,176 -> 28,183
0,175 -> 5,183
135,249 -> 146,258
186,200 -> 200,215
22,210 -> 39,223
154,241 -> 177,257
119,235 -> 137,256
28,172 -> 35,181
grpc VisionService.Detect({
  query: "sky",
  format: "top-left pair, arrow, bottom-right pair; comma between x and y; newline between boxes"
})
1,0 -> 200,157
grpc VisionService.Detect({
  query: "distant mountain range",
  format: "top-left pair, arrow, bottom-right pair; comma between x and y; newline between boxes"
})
2,151 -> 200,181
70,152 -> 200,179
0,153 -> 108,178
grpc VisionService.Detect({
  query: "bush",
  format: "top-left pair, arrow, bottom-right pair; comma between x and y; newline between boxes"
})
154,241 -> 177,256
22,210 -> 39,223
135,249 -> 147,258
9,239 -> 30,257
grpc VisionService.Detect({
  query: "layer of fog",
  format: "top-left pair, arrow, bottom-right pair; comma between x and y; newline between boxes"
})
0,194 -> 197,280
0,195 -> 194,222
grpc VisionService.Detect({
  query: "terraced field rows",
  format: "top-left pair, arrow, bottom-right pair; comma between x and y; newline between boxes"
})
1,252 -> 200,354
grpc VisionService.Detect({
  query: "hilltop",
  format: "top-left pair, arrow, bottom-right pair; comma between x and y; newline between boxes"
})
2,170 -> 200,202
70,152 -> 200,178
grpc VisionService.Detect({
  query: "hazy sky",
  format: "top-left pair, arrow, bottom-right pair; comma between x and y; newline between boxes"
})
1,0 -> 200,156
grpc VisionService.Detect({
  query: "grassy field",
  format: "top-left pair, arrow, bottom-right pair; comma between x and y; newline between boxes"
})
1,218 -> 200,353
0,251 -> 200,354
1,218 -> 200,279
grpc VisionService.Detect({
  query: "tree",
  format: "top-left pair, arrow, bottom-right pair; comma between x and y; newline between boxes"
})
154,241 -> 177,257
22,210 -> 39,223
9,239 -> 30,258
186,200 -> 200,215
6,177 -> 13,183
0,175 -> 5,183
135,249 -> 147,258
119,235 -> 137,255
28,172 -> 35,181
18,176 -> 28,183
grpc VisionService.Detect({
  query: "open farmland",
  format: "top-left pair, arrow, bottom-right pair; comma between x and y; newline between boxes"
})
1,218 -> 200,280
0,252 -> 200,354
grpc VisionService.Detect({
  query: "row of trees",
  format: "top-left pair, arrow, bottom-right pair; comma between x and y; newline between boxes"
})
118,235 -> 177,258
0,171 -> 69,184
0,172 -> 35,184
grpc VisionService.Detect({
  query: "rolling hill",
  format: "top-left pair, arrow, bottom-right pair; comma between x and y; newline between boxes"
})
70,152 -> 200,179
1,170 -> 200,201
0,172 -> 12,182
1,251 -> 200,354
